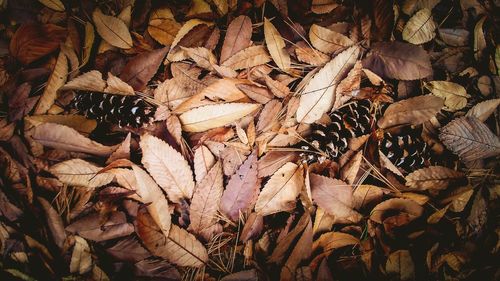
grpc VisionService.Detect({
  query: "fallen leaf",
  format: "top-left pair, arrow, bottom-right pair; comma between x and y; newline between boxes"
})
439,117 -> 500,163
402,9 -> 436,44
140,134 -> 195,203
189,161 -> 223,234
264,18 -> 290,71
9,23 -> 67,65
32,123 -> 118,156
93,8 -> 132,49
136,207 -> 208,267
309,24 -> 354,54
220,152 -> 261,221
179,103 -> 260,133
296,46 -> 360,123
220,15 -> 253,63
254,162 -> 303,216
34,51 -> 68,114
377,95 -> 444,129
362,41 -> 433,80
50,159 -> 114,188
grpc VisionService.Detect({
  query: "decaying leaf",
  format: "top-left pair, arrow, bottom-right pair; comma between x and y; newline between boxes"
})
439,117 -> 500,163
254,162 -> 303,216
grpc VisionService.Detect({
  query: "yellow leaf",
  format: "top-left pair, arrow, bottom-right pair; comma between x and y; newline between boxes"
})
264,18 -> 290,71
179,103 -> 260,132
92,8 -> 132,49
34,51 -> 68,114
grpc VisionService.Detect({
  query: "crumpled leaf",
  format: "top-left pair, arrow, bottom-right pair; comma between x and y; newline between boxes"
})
92,8 -> 132,49
264,18 -> 290,71
50,159 -> 114,188
402,9 -> 436,44
377,95 -> 443,129
439,117 -> 500,163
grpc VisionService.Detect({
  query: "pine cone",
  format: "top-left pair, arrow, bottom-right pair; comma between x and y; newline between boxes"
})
379,132 -> 429,172
72,91 -> 156,127
299,100 -> 372,163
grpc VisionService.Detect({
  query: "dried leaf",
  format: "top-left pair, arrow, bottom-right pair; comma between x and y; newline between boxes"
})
377,95 -> 443,129
50,159 -> 114,188
136,207 -> 208,267
405,166 -> 464,192
179,103 -> 260,133
254,162 -> 303,216
220,152 -> 261,221
32,123 -> 118,156
34,51 -> 68,114
465,98 -> 500,122
264,18 -> 290,71
439,117 -> 500,163
221,46 -> 272,70
93,8 -> 132,49
189,161 -> 223,234
362,41 -> 433,80
220,15 -> 252,63
402,9 -> 436,44
310,174 -> 361,223
140,134 -> 195,203
70,236 -> 92,274
309,24 -> 354,54
297,46 -> 360,124
425,81 -> 470,111
9,23 -> 67,65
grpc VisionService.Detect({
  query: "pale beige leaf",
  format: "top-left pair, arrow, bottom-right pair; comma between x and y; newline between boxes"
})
439,117 -> 500,163
189,162 -> 223,234
140,134 -> 195,203
296,46 -> 360,124
405,166 -> 464,192
402,9 -> 436,44
309,24 -> 354,54
92,8 -> 132,49
61,70 -> 106,92
466,98 -> 500,122
34,51 -> 68,114
255,162 -> 303,216
181,46 -> 217,71
425,81 -> 470,111
32,123 -> 118,156
105,73 -> 134,95
264,18 -> 290,71
179,103 -> 260,133
377,95 -> 444,129
132,165 -> 171,237
193,145 -> 216,183
221,45 -> 272,70
38,0 -> 65,11
310,174 -> 361,223
50,159 -> 114,188
70,236 -> 92,274
311,0 -> 339,14
136,208 -> 208,267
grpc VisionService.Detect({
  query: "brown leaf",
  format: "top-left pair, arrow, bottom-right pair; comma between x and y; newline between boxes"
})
221,45 -> 272,70
362,41 -> 433,80
38,197 -> 67,249
439,117 -> 500,163
220,152 -> 261,221
120,47 -> 168,90
297,46 -> 360,123
370,198 -> 424,224
66,212 -> 134,242
9,23 -> 67,65
309,24 -> 354,54
140,134 -> 195,203
310,174 -> 362,223
377,95 -> 444,129
264,18 -> 290,71
386,250 -> 415,281
405,166 -> 465,192
34,51 -> 68,114
220,15 -> 253,63
32,123 -> 118,156
93,8 -> 132,49
136,207 -> 208,267
50,159 -> 114,189
189,161 -> 223,234
254,162 -> 303,216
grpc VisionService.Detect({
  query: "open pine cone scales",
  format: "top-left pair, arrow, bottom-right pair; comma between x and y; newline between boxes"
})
72,91 -> 156,128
